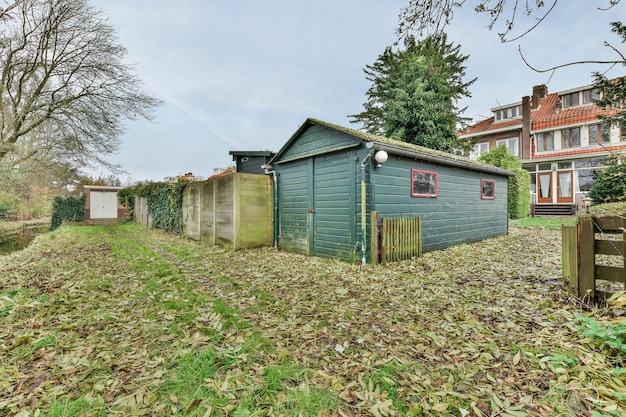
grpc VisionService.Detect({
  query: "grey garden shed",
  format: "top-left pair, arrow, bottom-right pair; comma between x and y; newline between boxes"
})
267,118 -> 515,264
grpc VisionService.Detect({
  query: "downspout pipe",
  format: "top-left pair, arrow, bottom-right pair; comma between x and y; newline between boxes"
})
262,164 -> 278,249
359,148 -> 374,266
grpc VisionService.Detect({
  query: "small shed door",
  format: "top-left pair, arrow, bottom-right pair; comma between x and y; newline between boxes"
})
277,159 -> 311,255
90,191 -> 118,219
312,151 -> 356,261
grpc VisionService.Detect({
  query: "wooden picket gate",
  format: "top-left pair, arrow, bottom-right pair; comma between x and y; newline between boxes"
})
562,214 -> 626,299
370,212 -> 422,264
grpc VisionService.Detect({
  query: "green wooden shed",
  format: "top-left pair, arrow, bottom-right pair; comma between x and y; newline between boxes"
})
267,118 -> 515,263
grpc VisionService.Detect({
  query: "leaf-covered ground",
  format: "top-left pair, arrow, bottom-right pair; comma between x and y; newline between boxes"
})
0,224 -> 624,417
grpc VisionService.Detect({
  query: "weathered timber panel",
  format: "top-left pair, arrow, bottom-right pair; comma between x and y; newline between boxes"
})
280,124 -> 359,163
561,224 -> 578,294
381,216 -> 422,263
182,173 -> 272,249
200,181 -> 215,244
312,150 -> 357,262
134,197 -> 151,226
235,173 -> 273,249
183,185 -> 201,241
372,158 -> 509,253
215,175 -> 235,245
277,158 -> 310,255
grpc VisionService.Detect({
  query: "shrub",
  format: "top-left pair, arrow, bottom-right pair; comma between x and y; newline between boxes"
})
478,145 -> 531,219
120,181 -> 188,234
50,195 -> 86,230
508,168 -> 531,219
588,162 -> 626,204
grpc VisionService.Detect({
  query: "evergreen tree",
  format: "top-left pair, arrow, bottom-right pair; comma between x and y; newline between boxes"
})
349,35 -> 475,153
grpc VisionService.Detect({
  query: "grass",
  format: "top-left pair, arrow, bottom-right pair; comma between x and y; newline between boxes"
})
0,222 -> 624,416
510,215 -> 578,229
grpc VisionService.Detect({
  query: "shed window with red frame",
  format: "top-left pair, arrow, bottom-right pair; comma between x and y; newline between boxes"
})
481,180 -> 496,200
411,169 -> 438,197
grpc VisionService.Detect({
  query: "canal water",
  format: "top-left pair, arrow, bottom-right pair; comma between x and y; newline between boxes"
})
0,225 -> 49,255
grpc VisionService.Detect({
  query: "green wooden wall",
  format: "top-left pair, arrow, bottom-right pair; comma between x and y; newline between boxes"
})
274,122 -> 510,262
370,157 -> 509,253
276,126 -> 359,262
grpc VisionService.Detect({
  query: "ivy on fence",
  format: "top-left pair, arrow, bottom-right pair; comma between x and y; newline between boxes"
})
50,195 -> 86,230
119,181 -> 188,234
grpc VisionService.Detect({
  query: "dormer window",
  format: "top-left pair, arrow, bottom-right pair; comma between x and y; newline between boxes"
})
562,92 -> 579,107
583,88 -> 601,104
561,88 -> 600,108
494,105 -> 522,122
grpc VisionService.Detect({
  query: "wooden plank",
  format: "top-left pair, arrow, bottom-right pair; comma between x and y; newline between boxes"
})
596,239 -> 623,256
561,224 -> 578,293
417,217 -> 422,257
371,211 -> 379,265
593,214 -> 623,232
596,265 -> 625,283
579,216 -> 595,298
623,226 -> 626,290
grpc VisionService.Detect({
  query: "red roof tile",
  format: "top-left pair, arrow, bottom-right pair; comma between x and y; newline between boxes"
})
460,90 -> 619,138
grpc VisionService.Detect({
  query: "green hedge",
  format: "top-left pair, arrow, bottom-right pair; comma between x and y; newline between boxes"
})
120,181 -> 188,234
50,195 -> 86,230
508,168 -> 531,219
478,145 -> 531,220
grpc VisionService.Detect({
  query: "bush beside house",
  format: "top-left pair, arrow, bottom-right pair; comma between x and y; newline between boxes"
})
478,145 -> 531,219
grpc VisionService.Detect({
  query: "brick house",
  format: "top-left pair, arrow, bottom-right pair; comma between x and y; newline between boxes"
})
459,82 -> 626,215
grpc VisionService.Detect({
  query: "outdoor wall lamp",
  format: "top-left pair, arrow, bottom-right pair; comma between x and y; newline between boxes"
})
583,196 -> 593,213
372,150 -> 388,168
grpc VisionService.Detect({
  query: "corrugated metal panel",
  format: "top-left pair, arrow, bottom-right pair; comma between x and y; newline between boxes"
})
372,158 -> 509,253
312,151 -> 357,262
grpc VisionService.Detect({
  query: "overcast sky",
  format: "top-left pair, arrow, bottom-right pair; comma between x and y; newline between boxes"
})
88,1 -> 624,183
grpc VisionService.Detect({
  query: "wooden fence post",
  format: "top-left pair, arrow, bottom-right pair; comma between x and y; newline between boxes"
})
561,224 -> 579,295
579,215 -> 595,299
371,211 -> 379,265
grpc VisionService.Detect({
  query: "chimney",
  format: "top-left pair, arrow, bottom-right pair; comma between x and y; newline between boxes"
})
531,84 -> 548,109
522,96 -> 532,160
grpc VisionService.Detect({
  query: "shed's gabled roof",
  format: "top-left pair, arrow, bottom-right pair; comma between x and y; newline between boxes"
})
271,118 -> 514,177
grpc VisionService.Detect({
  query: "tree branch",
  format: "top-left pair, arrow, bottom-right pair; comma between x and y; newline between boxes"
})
518,45 -> 624,73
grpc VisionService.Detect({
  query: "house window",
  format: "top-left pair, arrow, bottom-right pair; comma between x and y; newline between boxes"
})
470,142 -> 489,160
590,123 -> 610,144
583,88 -> 600,104
411,169 -> 438,198
562,92 -> 580,108
481,180 -> 496,200
561,127 -> 580,148
496,137 -> 518,156
537,132 -> 554,151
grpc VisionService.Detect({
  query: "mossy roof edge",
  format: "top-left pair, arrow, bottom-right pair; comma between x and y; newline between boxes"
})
271,118 -> 514,177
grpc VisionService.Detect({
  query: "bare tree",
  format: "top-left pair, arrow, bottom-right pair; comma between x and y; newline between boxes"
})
398,1 -> 621,43
0,0 -> 161,171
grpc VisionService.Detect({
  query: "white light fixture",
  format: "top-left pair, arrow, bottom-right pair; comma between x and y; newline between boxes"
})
374,150 -> 388,166
583,196 -> 593,213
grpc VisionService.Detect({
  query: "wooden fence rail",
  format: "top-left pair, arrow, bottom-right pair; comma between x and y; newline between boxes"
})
371,212 -> 422,264
562,214 -> 626,299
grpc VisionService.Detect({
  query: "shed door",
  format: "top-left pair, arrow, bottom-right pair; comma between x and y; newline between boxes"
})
278,151 -> 356,261
277,159 -> 311,255
312,151 -> 356,261
90,191 -> 118,219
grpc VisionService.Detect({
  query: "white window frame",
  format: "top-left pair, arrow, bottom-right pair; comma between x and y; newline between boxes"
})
496,137 -> 519,156
470,142 -> 490,160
